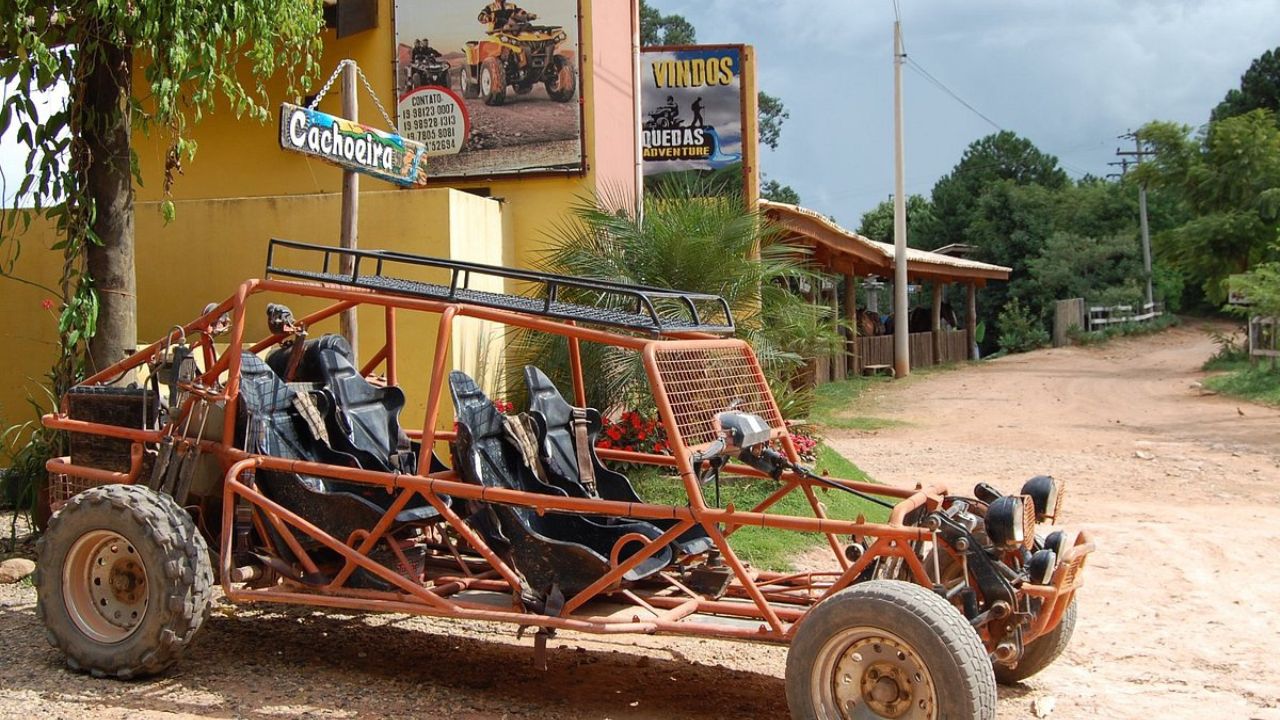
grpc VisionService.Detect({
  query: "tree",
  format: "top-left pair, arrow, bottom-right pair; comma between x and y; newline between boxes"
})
758,91 -> 789,151
1212,47 -> 1280,123
639,1 -> 697,46
929,131 -> 1069,251
1133,111 -> 1280,303
761,178 -> 801,204
513,179 -> 837,417
1,2 -> 324,391
856,194 -> 935,247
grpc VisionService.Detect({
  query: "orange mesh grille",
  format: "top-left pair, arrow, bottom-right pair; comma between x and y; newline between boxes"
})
1061,553 -> 1086,589
649,341 -> 786,451
1021,494 -> 1037,549
1051,480 -> 1066,521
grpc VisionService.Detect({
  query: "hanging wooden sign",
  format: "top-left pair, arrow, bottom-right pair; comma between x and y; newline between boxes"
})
279,102 -> 428,187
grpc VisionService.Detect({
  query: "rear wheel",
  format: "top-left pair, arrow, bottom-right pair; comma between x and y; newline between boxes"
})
786,580 -> 996,719
36,484 -> 213,678
481,57 -> 506,106
994,600 -> 1076,685
461,65 -> 480,98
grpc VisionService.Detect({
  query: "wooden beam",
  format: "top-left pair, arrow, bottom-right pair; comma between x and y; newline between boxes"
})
931,282 -> 944,364
966,282 -> 978,360
845,273 -> 858,376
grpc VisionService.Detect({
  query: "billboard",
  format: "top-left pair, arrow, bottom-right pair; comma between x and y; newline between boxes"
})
641,45 -> 747,192
394,0 -> 585,179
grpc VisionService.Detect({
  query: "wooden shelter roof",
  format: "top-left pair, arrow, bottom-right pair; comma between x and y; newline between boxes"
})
761,201 -> 1011,285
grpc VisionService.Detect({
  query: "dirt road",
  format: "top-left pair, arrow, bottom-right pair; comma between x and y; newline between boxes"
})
2,321 -> 1277,718
829,321 -> 1280,720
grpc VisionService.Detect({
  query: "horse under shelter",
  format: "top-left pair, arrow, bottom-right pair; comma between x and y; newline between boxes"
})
761,201 -> 1012,382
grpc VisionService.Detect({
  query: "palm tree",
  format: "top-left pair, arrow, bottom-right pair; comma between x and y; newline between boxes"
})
507,179 -> 841,418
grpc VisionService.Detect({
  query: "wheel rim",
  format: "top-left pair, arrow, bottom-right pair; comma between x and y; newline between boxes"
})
555,63 -> 572,93
811,626 -> 938,720
63,529 -> 149,643
481,66 -> 493,95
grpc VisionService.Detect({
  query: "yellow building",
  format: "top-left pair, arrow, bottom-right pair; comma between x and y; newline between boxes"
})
0,0 -> 652,425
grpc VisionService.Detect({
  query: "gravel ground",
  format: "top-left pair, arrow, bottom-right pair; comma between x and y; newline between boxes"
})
2,319 -> 1277,719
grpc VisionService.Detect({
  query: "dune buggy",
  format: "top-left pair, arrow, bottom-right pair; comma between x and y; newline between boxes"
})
460,14 -> 576,106
37,240 -> 1091,719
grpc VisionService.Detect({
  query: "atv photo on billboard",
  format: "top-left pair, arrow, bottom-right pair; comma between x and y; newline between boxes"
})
395,0 -> 584,179
641,45 -> 747,195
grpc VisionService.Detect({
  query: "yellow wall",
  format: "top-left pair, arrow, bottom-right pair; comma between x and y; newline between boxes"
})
0,189 -> 509,430
1,0 -> 645,429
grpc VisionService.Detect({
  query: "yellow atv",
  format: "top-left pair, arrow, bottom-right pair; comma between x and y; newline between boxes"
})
462,15 -> 576,106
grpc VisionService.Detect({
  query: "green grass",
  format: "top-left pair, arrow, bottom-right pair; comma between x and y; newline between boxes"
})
1203,365 -> 1280,407
629,444 -> 888,571
808,376 -> 904,431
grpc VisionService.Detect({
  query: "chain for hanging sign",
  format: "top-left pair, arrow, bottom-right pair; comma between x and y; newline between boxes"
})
308,59 -> 397,131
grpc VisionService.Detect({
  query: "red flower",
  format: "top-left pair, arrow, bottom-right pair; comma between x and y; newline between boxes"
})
41,298 -> 55,311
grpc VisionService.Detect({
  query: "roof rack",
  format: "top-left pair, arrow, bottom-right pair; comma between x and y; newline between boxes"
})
264,239 -> 735,336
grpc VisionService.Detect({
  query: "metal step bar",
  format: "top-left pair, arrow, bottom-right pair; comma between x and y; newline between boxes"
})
265,238 -> 735,336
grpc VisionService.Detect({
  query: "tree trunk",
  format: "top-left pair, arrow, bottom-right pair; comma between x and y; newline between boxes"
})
83,39 -> 137,376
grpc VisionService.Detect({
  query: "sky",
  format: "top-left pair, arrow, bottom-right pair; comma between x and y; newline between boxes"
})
651,0 -> 1280,227
5,1 -> 1279,217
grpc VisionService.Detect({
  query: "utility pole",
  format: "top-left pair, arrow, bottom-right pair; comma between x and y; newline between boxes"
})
892,20 -> 910,378
1113,132 -> 1153,309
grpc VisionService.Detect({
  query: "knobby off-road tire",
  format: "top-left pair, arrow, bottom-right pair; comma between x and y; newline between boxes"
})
994,600 -> 1077,685
481,57 -> 507,106
786,580 -> 996,720
545,55 -> 576,102
35,484 -> 214,679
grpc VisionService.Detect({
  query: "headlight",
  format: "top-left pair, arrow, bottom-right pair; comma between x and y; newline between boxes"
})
985,495 -> 1034,549
1042,530 -> 1067,558
1021,475 -> 1064,523
1027,548 -> 1057,585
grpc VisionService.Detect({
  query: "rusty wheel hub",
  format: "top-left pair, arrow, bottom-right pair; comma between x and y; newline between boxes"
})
817,628 -> 937,719
63,530 -> 149,643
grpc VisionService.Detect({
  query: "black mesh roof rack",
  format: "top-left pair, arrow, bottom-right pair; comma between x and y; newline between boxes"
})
264,239 -> 735,336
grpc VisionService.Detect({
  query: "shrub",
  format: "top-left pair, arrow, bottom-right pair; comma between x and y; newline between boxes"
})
997,299 -> 1050,354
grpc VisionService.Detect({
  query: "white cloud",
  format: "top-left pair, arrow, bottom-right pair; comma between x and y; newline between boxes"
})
652,0 -> 1280,223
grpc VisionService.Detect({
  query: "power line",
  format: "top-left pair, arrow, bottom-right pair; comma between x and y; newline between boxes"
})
905,58 -> 1002,132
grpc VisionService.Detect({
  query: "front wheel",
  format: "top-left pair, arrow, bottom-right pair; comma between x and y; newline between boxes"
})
35,484 -> 213,678
544,55 -> 576,102
481,57 -> 507,106
995,600 -> 1076,685
786,580 -> 996,719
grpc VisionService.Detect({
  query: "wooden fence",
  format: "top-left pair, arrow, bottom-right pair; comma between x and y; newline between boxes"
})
847,329 -> 968,376
1249,316 -> 1279,365
1087,301 -> 1163,331
1053,298 -> 1086,347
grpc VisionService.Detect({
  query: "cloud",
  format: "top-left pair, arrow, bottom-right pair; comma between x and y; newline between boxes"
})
653,0 -> 1280,223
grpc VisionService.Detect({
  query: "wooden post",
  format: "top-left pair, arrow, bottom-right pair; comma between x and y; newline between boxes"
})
931,282 -> 944,364
829,282 -> 845,380
339,62 -> 360,361
966,282 -> 978,360
845,273 -> 858,376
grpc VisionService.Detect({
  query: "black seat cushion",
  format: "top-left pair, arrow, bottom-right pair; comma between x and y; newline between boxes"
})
523,366 -> 714,557
267,335 -> 416,475
448,370 -> 671,597
237,352 -> 443,534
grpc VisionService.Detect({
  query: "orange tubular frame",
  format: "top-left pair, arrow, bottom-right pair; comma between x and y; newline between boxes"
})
44,275 -> 1092,648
